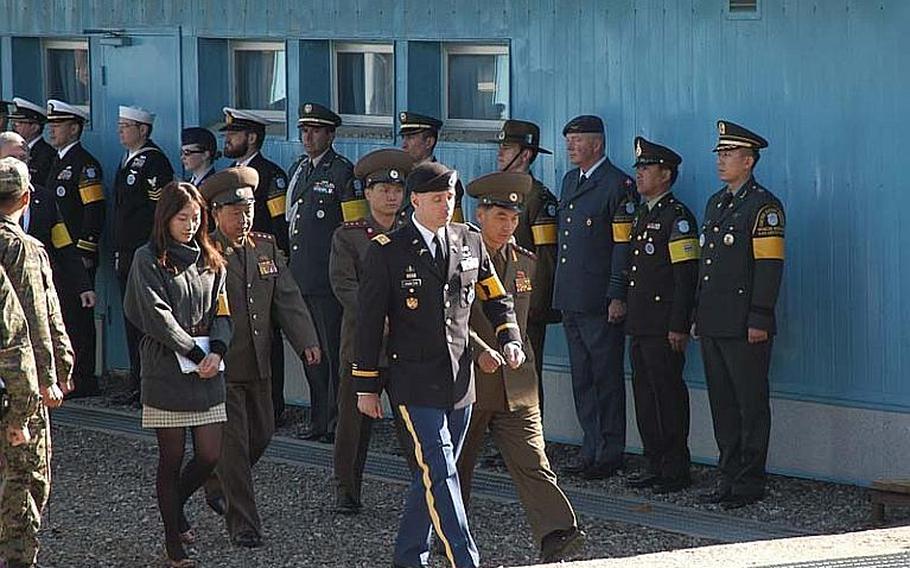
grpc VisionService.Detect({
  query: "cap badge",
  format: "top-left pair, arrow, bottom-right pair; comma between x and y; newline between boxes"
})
225,114 -> 234,124
304,104 -> 313,113
389,169 -> 399,180
448,172 -> 458,188
635,140 -> 642,157
525,134 -> 534,144
497,130 -> 506,141
400,111 -> 407,121
718,121 -> 727,135
509,192 -> 518,202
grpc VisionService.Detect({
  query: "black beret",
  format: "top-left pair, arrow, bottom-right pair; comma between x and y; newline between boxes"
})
181,127 -> 217,152
562,114 -> 604,136
406,162 -> 457,195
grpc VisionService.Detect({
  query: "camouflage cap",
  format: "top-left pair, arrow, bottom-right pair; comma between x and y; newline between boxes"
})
199,166 -> 258,206
0,157 -> 30,197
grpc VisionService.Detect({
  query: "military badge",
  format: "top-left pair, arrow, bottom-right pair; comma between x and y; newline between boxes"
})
304,103 -> 313,113
625,202 -> 636,214
276,177 -> 286,189
586,218 -> 593,226
677,220 -> 690,233
133,155 -> 147,168
316,209 -> 325,219
497,130 -> 506,141
645,243 -> 655,255
257,256 -> 279,277
56,186 -> 66,197
390,169 -> 399,180
401,278 -> 422,288
718,121 -> 727,135
547,204 -> 557,217
406,297 -> 419,310
647,222 -> 661,230
147,176 -> 157,188
767,212 -> 779,226
635,139 -> 642,157
399,111 -> 407,121
515,270 -> 533,293
85,167 -> 97,179
127,174 -> 136,185
509,192 -> 518,202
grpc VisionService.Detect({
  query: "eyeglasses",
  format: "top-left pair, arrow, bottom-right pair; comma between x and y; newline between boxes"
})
180,149 -> 207,156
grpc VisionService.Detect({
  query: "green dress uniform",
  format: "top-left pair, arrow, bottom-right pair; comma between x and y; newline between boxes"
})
626,137 -> 699,489
200,166 -> 320,544
695,121 -> 785,503
329,149 -> 417,512
286,103 -> 363,440
457,171 -> 582,563
45,100 -> 103,397
494,119 -> 561,410
0,158 -> 74,568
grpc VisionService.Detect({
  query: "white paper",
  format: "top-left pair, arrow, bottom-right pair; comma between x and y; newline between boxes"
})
176,336 -> 226,374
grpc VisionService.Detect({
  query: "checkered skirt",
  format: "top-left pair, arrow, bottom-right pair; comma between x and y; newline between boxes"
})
141,403 -> 227,429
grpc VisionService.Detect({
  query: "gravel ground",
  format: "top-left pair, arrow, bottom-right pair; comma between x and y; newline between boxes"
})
39,425 -> 709,567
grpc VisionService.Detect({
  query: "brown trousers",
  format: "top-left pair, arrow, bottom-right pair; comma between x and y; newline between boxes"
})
456,404 -> 576,544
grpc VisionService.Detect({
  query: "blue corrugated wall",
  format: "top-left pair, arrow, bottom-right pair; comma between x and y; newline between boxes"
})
1,0 -> 908,411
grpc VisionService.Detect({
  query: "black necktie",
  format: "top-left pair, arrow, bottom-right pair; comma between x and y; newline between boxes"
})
432,235 -> 447,273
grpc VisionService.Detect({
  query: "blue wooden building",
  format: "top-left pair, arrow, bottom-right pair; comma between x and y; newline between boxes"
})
1,0 -> 906,484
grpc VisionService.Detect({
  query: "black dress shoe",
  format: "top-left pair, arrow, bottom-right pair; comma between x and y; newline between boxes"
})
580,461 -> 621,480
697,487 -> 732,504
564,460 -> 592,475
232,531 -> 263,548
335,493 -> 362,515
540,527 -> 586,563
653,476 -> 692,494
721,493 -> 763,510
205,495 -> 226,516
627,473 -> 662,489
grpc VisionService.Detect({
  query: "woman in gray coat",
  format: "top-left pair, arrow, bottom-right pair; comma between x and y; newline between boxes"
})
124,181 -> 231,568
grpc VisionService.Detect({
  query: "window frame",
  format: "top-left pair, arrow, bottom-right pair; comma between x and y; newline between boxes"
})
331,41 -> 395,127
42,38 -> 91,116
441,43 -> 510,130
229,40 -> 288,122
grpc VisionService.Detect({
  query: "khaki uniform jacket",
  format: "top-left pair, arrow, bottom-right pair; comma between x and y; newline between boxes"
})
329,214 -> 391,366
469,241 -> 539,412
214,230 -> 318,383
0,216 -> 73,390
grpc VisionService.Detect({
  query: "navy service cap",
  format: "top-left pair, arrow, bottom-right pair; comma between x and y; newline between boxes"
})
220,107 -> 269,132
633,136 -> 682,168
713,120 -> 768,152
199,167 -> 259,206
467,172 -> 533,212
563,114 -> 604,136
10,97 -> 47,124
354,148 -> 415,187
406,162 -> 457,195
181,127 -> 218,153
46,99 -> 89,123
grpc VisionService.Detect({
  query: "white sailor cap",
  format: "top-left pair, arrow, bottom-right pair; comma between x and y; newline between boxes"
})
220,107 -> 270,131
10,97 -> 47,123
46,99 -> 89,123
119,105 -> 155,125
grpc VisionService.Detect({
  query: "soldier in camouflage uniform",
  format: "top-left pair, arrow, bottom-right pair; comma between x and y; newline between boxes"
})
0,157 -> 74,568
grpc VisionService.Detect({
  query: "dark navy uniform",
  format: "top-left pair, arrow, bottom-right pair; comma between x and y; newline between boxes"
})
626,137 -> 699,490
287,103 -> 362,439
695,121 -> 785,505
241,153 -> 289,254
552,115 -> 637,474
25,183 -> 92,296
28,138 -> 56,190
353,165 -> 520,568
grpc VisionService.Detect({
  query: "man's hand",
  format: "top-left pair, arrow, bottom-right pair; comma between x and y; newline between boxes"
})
607,299 -> 627,323
59,377 -> 75,395
502,341 -> 526,370
668,331 -> 689,353
357,393 -> 383,419
197,354 -> 222,379
80,290 -> 97,308
303,346 -> 321,366
6,424 -> 31,446
478,349 -> 505,374
748,327 -> 770,344
41,384 -> 64,408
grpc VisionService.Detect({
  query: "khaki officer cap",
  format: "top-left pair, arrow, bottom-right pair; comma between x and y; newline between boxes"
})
354,148 -> 416,187
199,167 -> 259,207
466,172 -> 533,212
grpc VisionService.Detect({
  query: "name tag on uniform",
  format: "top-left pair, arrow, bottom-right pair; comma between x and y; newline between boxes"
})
401,278 -> 422,288
459,257 -> 479,271
258,257 -> 278,277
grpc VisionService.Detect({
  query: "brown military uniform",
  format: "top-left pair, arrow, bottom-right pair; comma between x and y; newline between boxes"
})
457,240 -> 577,544
212,227 -> 319,541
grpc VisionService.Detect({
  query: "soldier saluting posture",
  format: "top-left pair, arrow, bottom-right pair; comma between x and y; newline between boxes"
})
694,121 -> 785,510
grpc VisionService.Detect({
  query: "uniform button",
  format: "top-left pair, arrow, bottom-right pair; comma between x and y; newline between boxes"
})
445,301 -> 451,308
703,275 -> 710,281
249,297 -> 254,303
444,284 -> 450,292
296,214 -> 301,219
294,229 -> 299,235
253,329 -> 259,335
634,250 -> 640,256
654,295 -> 661,302
713,227 -> 719,233
569,204 -> 574,210
446,335 -> 453,342
737,288 -> 745,295
292,244 -> 299,251
252,314 -> 258,320
637,235 -> 642,241
709,243 -> 715,249
446,317 -> 452,325
560,257 -> 566,263
392,353 -> 398,360
631,266 -> 637,272
705,259 -> 712,265
629,280 -> 636,287
566,217 -> 572,223
564,230 -> 569,236
247,283 -> 252,289
562,244 -> 567,250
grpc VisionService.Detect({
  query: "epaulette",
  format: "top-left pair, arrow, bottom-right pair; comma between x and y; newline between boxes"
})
341,219 -> 369,229
372,233 -> 391,246
512,243 -> 537,261
249,231 -> 275,243
464,221 -> 481,233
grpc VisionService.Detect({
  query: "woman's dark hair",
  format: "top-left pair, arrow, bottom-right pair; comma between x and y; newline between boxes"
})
152,181 -> 225,272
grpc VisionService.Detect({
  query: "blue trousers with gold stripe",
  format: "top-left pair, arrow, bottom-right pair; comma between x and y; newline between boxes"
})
395,404 -> 479,568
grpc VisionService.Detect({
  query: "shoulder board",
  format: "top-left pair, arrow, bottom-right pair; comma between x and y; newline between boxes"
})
512,243 -> 537,260
342,219 -> 369,229
371,233 -> 391,246
249,231 -> 275,243
464,221 -> 481,233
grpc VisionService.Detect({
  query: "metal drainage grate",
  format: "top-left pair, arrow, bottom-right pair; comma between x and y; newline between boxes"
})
758,553 -> 910,567
55,404 -> 808,543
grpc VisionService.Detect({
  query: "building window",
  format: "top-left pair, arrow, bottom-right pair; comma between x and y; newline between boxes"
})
443,44 -> 509,127
231,41 -> 286,119
44,40 -> 91,111
333,42 -> 394,125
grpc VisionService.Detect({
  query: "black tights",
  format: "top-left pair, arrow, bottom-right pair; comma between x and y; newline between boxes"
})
156,423 -> 223,559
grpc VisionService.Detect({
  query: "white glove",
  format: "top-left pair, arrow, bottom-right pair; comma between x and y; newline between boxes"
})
502,341 -> 526,370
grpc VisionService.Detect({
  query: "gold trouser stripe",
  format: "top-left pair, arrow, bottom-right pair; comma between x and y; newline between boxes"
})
612,221 -> 632,243
76,239 -> 97,252
669,237 -> 700,264
476,274 -> 506,301
50,223 -> 73,249
341,199 -> 368,222
452,208 -> 464,224
352,368 -> 379,378
531,223 -> 557,245
495,322 -> 520,335
267,194 -> 287,218
753,236 -> 785,260
216,293 -> 230,316
398,405 -> 457,567
78,183 -> 104,204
